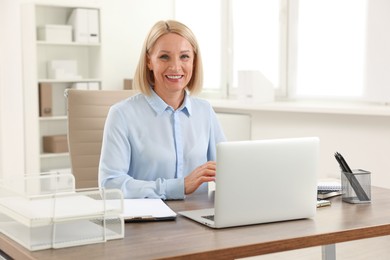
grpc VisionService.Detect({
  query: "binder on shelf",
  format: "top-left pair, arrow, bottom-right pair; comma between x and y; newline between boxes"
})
87,9 -> 99,43
71,82 -> 100,90
68,8 -> 99,43
72,82 -> 88,90
68,9 -> 88,42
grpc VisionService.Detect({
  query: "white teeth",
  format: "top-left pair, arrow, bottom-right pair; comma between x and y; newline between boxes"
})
167,75 -> 182,79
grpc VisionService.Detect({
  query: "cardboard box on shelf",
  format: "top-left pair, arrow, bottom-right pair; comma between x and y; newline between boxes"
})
124,79 -> 133,90
39,83 -> 52,117
43,135 -> 68,153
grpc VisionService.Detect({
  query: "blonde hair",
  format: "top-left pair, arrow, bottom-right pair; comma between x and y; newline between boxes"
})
133,20 -> 203,96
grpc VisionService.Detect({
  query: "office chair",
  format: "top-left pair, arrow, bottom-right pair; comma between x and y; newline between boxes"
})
66,89 -> 138,189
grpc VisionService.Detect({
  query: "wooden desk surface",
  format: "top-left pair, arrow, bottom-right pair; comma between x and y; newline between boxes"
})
1,187 -> 390,260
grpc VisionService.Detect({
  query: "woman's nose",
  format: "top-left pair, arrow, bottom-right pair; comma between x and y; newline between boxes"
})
168,59 -> 181,71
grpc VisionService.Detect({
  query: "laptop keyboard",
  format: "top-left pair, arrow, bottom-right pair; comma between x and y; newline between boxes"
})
202,215 -> 215,221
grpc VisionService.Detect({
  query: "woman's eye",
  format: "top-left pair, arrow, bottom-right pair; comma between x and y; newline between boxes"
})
159,54 -> 169,60
181,54 -> 190,60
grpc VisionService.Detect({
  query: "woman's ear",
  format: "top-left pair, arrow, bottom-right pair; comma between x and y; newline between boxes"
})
147,54 -> 152,70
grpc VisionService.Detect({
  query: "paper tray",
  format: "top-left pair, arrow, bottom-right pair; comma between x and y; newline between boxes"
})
0,194 -> 122,227
0,173 -> 124,251
0,217 -> 123,251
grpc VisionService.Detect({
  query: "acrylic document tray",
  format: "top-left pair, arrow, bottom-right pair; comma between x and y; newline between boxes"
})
0,173 -> 124,251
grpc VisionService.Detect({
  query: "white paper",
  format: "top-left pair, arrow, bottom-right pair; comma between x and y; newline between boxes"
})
120,199 -> 176,220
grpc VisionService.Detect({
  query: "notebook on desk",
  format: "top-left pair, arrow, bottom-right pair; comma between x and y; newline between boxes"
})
179,137 -> 320,229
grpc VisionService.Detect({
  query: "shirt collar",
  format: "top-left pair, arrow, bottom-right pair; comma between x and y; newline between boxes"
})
145,88 -> 192,117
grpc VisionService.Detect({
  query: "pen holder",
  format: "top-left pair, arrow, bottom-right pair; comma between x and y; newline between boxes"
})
341,169 -> 371,204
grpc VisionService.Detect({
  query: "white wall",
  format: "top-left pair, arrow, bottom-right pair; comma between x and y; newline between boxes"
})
213,108 -> 390,189
216,113 -> 251,141
0,0 -> 26,178
363,0 -> 390,103
100,0 -> 174,90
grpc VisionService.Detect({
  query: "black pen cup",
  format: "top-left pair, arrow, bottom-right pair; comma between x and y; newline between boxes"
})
341,169 -> 371,204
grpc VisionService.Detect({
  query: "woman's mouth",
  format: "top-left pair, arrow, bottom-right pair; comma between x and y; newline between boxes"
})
166,75 -> 183,79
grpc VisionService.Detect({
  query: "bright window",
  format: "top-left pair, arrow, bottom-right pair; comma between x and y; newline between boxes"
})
232,0 -> 282,90
175,0 -> 383,101
294,0 -> 367,98
175,0 -> 282,95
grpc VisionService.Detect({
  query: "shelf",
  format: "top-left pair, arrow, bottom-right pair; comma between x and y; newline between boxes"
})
208,98 -> 390,117
40,152 -> 69,159
22,3 -> 102,174
37,41 -> 101,47
38,78 -> 101,83
39,116 -> 67,121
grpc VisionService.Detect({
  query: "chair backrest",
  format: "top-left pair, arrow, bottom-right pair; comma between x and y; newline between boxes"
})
66,89 -> 138,189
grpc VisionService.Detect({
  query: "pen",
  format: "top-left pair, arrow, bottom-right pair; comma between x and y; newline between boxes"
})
334,152 -> 346,172
335,152 -> 352,173
317,199 -> 331,208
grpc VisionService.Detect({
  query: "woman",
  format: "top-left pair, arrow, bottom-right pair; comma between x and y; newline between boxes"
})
99,20 -> 226,199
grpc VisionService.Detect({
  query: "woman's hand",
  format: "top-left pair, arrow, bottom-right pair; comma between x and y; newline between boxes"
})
184,161 -> 216,195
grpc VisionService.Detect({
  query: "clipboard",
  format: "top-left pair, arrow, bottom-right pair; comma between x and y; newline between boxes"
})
120,199 -> 177,222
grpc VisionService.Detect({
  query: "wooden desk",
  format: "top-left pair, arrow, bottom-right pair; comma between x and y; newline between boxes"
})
1,187 -> 390,260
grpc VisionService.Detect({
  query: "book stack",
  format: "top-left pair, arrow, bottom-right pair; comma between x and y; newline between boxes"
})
317,179 -> 342,199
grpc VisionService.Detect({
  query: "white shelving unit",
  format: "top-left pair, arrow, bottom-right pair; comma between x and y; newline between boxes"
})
22,3 -> 102,174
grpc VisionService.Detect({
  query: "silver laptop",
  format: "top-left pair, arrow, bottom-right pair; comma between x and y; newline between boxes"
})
179,137 -> 319,228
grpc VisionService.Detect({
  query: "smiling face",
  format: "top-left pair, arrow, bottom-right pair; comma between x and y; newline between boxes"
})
147,33 -> 194,98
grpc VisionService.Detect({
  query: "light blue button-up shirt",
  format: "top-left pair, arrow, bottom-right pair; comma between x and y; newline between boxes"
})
99,89 -> 226,200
